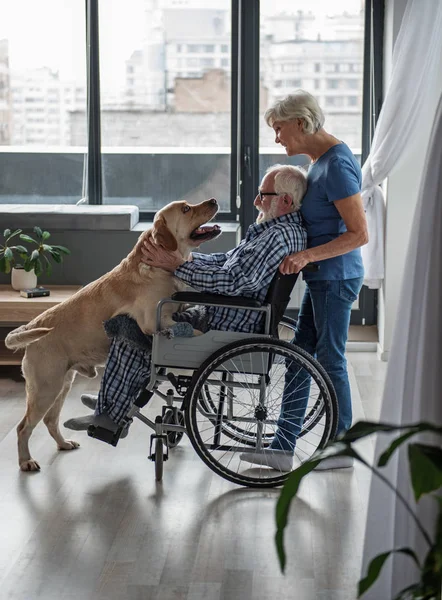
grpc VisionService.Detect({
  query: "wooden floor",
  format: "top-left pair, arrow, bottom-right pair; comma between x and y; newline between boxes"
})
0,353 -> 387,600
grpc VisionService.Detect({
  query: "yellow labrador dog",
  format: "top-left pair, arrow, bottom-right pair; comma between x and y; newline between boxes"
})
5,198 -> 220,472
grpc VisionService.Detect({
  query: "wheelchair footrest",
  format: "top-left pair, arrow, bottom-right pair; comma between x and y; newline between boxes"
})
87,424 -> 126,447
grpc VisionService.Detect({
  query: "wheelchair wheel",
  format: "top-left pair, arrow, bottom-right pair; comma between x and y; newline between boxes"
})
185,337 -> 338,488
154,438 -> 164,482
199,316 -> 325,446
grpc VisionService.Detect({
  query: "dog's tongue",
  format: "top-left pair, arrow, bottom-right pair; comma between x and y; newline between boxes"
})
194,224 -> 220,235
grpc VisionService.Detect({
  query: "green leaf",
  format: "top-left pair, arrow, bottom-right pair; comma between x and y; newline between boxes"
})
4,247 -> 13,261
30,249 -> 39,262
435,499 -> 442,554
3,229 -> 11,238
408,444 -> 442,501
20,234 -> 37,245
51,245 -> 70,255
340,421 -> 442,445
42,231 -> 50,240
6,228 -> 22,241
378,431 -> 421,468
42,255 -> 52,277
358,548 -> 421,597
275,443 -> 369,572
275,458 -> 320,572
13,245 -> 28,254
33,226 -> 43,238
49,250 -> 62,263
34,258 -> 43,277
378,425 -> 442,469
420,542 -> 442,592
392,583 -> 420,600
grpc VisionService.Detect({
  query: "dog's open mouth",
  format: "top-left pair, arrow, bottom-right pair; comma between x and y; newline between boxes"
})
190,223 -> 222,242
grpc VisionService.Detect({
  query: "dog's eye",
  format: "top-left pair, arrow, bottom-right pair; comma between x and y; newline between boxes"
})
182,205 -> 191,213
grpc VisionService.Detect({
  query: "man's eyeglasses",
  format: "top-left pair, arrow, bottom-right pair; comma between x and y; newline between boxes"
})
257,190 -> 280,202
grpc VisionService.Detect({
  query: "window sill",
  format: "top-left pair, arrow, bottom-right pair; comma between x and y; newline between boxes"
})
132,220 -> 239,233
0,204 -> 139,231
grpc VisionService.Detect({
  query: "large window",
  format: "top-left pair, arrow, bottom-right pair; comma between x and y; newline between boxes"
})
0,0 -> 86,204
258,0 -> 367,321
0,0 -> 380,324
98,0 -> 232,214
0,0 -> 373,223
259,0 -> 365,175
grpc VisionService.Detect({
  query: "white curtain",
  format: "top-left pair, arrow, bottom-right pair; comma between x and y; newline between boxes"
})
361,0 -> 442,289
361,92 -> 442,598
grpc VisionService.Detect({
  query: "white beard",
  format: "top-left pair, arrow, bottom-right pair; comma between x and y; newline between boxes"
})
255,206 -> 279,224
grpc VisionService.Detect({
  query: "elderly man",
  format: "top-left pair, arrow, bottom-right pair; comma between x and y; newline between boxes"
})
65,164 -> 307,438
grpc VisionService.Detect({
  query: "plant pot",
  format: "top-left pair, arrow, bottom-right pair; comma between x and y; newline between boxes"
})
11,267 -> 37,291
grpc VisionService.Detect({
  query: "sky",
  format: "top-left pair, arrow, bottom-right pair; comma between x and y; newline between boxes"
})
0,0 -> 146,87
0,0 -> 363,88
260,0 -> 363,14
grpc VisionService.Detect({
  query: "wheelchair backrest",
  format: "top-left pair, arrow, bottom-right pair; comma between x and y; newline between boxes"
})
264,271 -> 299,337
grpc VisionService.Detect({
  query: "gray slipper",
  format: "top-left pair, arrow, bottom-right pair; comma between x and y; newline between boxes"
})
81,393 -> 98,411
63,412 -> 130,438
64,414 -> 95,431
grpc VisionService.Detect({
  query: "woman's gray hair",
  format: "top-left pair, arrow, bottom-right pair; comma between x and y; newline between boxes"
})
266,164 -> 307,212
264,89 -> 325,134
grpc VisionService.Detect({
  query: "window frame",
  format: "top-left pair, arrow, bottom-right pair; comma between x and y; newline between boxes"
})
85,0 -> 385,326
85,0 -> 238,221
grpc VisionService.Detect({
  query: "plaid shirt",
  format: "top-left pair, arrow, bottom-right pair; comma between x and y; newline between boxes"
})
175,211 -> 307,333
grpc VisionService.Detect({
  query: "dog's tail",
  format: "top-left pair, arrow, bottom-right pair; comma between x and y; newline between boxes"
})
5,326 -> 53,350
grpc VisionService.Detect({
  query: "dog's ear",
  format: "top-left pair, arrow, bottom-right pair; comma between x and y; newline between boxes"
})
151,216 -> 178,251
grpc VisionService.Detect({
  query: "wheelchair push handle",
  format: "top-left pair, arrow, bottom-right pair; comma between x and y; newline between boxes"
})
302,263 -> 320,272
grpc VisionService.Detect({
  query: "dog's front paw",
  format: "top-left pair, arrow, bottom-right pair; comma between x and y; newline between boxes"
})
58,440 -> 80,451
20,459 -> 41,472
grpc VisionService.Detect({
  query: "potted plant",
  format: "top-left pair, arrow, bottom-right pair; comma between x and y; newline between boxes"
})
275,420 -> 442,599
0,227 -> 71,291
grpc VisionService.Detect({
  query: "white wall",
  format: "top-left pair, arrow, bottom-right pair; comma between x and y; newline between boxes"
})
377,0 -> 442,359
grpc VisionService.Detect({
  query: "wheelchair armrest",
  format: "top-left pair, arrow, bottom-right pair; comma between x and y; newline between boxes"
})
171,291 -> 262,308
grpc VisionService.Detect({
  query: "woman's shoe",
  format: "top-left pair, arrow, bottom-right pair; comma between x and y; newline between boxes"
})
239,449 -> 293,472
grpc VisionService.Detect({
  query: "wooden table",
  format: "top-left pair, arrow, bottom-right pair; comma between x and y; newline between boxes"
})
0,285 -> 81,365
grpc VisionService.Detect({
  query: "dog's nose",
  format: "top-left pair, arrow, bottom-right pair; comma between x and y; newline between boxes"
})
209,198 -> 218,205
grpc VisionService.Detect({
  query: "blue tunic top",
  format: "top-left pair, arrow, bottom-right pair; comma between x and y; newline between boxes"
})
301,142 -> 365,281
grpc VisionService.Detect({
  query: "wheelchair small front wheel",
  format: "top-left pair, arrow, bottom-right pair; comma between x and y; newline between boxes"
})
163,409 -> 185,449
154,438 -> 164,482
185,337 -> 338,488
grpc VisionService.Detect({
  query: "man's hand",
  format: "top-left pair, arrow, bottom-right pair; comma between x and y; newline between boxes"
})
279,250 -> 313,275
141,237 -> 186,272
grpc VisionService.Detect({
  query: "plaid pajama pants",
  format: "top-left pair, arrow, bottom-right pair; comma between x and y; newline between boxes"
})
96,338 -> 152,425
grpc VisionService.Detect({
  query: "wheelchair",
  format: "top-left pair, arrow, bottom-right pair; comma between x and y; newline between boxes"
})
88,269 -> 338,488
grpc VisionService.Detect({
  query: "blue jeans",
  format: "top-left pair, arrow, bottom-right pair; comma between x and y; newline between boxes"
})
271,277 -> 364,451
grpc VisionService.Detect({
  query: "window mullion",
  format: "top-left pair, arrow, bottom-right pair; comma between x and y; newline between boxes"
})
86,0 -> 103,205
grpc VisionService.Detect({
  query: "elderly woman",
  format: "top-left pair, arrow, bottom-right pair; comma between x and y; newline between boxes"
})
244,90 -> 368,472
